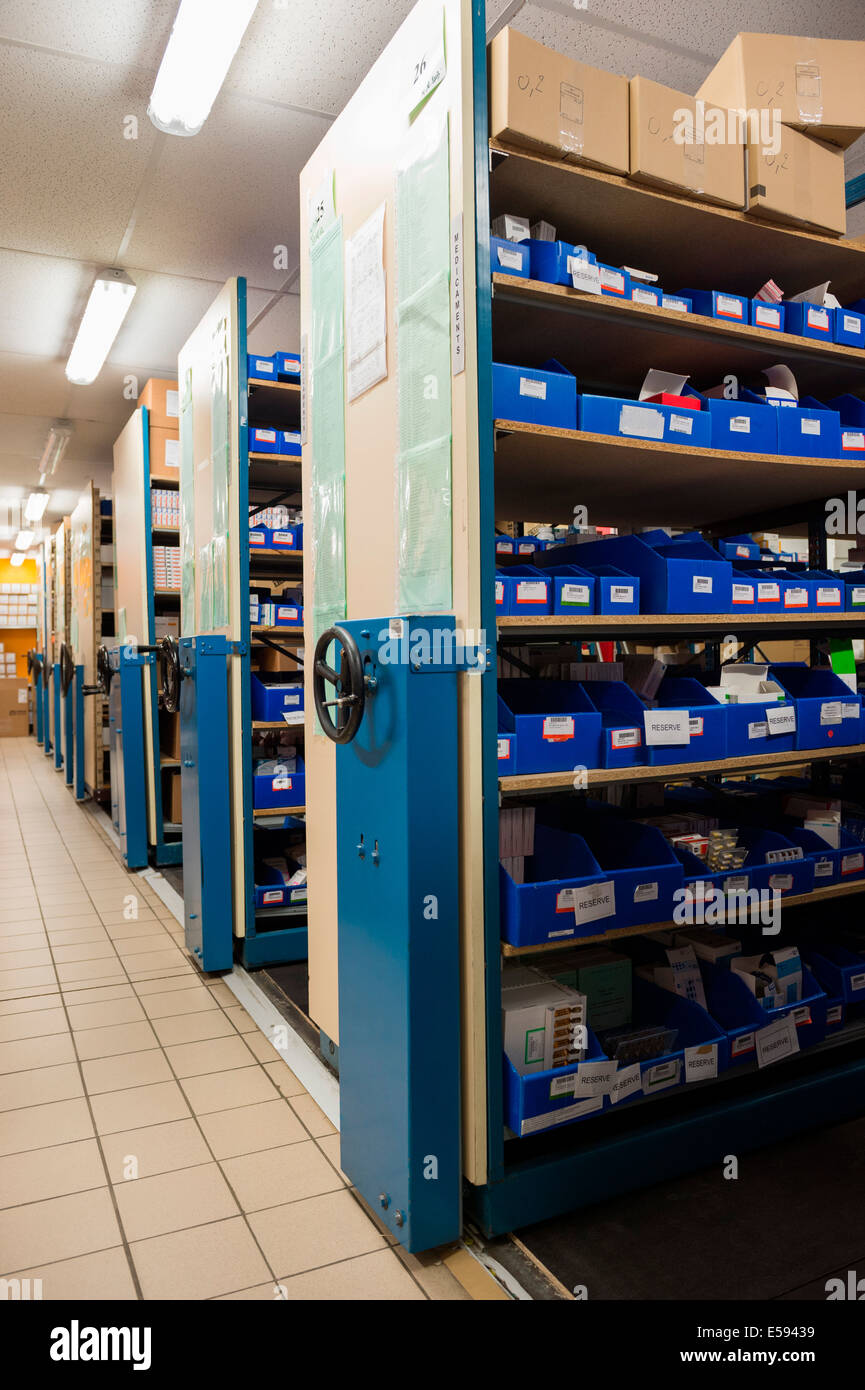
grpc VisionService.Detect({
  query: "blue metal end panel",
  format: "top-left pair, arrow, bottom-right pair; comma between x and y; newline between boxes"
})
179,636 -> 235,972
73,667 -> 85,799
335,616 -> 462,1253
108,647 -> 149,869
241,926 -> 308,968
35,675 -> 44,745
53,665 -> 62,769
63,687 -> 74,787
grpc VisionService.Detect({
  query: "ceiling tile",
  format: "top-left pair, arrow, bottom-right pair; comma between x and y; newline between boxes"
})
0,250 -> 94,359
0,0 -> 177,68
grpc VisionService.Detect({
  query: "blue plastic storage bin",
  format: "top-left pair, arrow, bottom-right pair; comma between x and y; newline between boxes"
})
702,397 -> 778,453
254,861 -> 308,909
496,732 -> 515,772
802,569 -> 844,610
703,962 -> 826,1064
841,570 -> 865,610
719,687 -> 797,758
580,564 -> 640,614
249,427 -> 281,455
735,827 -> 815,896
544,564 -> 596,615
775,404 -> 841,459
573,816 -> 683,930
601,976 -> 727,1107
719,534 -> 761,561
834,306 -> 865,349
583,681 -> 647,768
785,827 -> 865,887
250,672 -> 305,721
827,394 -> 865,458
527,239 -> 594,286
649,676 -> 727,764
492,360 -> 577,429
678,288 -> 748,323
661,293 -> 691,313
503,1027 -> 609,1136
729,571 -> 757,612
494,565 -> 551,616
247,353 -> 277,380
546,531 -> 731,614
252,756 -> 306,810
495,535 -> 515,556
268,522 -> 303,551
768,663 -> 863,749
804,944 -> 865,1004
598,263 -> 631,298
500,823 -> 608,947
274,351 -> 301,378
280,430 -> 302,458
577,394 -> 711,447
674,845 -> 752,900
497,680 -> 601,774
749,300 -> 785,332
630,283 -> 661,307
491,236 -> 530,278
783,300 -> 833,340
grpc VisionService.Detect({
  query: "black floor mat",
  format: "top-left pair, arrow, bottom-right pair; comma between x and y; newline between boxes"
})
514,1116 -> 865,1300
259,962 -> 310,1017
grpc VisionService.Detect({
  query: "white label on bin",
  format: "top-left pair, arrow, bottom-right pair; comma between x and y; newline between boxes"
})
827,1005 -> 844,1023
600,269 -> 625,293
724,875 -> 749,893
573,880 -> 615,925
633,881 -> 658,902
736,545 -> 751,557
517,542 -> 535,553
692,575 -> 712,593
784,588 -> 808,607
814,859 -> 834,878
733,583 -> 754,604
768,872 -> 793,892
842,852 -> 864,874
609,1063 -> 642,1104
611,726 -> 641,749
820,701 -> 843,725
644,709 -> 690,746
619,404 -> 664,440
806,307 -> 829,330
631,286 -> 657,305
850,972 -> 865,991
166,389 -> 179,417
254,429 -> 277,442
519,377 -> 546,400
852,588 -> 865,606
262,890 -> 283,904
766,846 -> 803,864
730,416 -> 751,433
732,1030 -> 756,1058
542,716 -> 574,741
561,582 -> 590,606
516,581 -> 546,603
497,246 -> 523,270
685,1043 -> 718,1083
800,417 -> 821,436
272,532 -> 296,546
555,888 -> 576,913
520,1095 -> 602,1134
272,776 -> 293,792
791,1006 -> 811,1027
842,703 -> 860,720
644,1059 -> 680,1091
253,359 -> 273,374
755,305 -> 781,327
549,1073 -> 578,1098
842,431 -> 865,451
766,704 -> 796,735
844,314 -> 861,333
573,1060 -> 618,1097
497,737 -> 510,761
663,297 -> 688,312
495,580 -> 504,603
610,585 -> 634,603
290,888 -> 307,903
669,414 -> 693,435
569,260 -> 602,294
758,582 -> 780,601
817,587 -> 841,605
717,294 -> 743,318
756,1015 -> 799,1068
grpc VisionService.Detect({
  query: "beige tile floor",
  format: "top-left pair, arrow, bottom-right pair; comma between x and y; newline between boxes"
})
0,737 -> 474,1301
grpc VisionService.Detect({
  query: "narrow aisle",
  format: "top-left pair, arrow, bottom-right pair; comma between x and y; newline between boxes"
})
0,738 -> 468,1301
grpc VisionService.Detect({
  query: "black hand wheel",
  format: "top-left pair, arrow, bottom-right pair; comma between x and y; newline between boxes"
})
313,626 -> 367,744
160,636 -> 183,714
59,642 -> 75,696
96,645 -> 113,695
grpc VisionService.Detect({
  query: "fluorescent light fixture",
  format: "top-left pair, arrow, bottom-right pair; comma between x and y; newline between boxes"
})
149,0 -> 258,137
10,552 -> 26,567
65,271 -> 136,386
24,491 -> 50,522
15,530 -> 34,550
37,423 -> 73,481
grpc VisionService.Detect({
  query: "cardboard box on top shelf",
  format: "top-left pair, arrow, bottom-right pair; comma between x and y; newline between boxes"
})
629,77 -> 745,209
747,123 -> 846,236
149,427 -> 180,482
0,678 -> 29,736
697,33 -> 865,150
255,643 -> 303,674
139,378 -> 180,430
489,27 -> 629,175
760,638 -> 811,665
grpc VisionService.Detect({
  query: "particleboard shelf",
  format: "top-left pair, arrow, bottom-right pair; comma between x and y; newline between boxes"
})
500,742 -> 865,794
497,612 -> 865,641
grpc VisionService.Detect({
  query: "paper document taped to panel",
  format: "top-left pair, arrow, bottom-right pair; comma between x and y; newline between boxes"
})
346,203 -> 387,402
